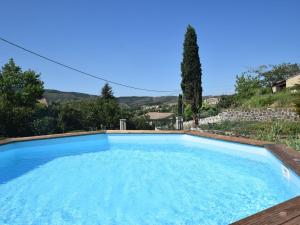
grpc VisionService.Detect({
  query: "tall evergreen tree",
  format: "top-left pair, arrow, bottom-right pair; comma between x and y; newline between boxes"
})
181,25 -> 202,125
101,83 -> 115,99
178,94 -> 183,116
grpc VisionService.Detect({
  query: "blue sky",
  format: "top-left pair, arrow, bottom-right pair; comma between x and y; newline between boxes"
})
0,0 -> 299,96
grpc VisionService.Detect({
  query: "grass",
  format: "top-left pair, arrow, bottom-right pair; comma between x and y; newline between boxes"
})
240,90 -> 298,108
200,120 -> 300,151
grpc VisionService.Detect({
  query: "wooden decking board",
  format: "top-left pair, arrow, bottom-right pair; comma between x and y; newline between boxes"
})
282,216 -> 300,225
230,196 -> 300,225
186,130 -> 270,146
1,130 -> 300,224
265,144 -> 300,177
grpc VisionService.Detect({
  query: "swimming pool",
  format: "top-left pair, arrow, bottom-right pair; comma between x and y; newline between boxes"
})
0,134 -> 299,225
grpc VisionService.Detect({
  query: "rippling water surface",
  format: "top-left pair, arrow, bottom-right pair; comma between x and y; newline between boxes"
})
0,134 -> 300,225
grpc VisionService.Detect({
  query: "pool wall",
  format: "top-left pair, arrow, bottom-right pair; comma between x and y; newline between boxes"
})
1,130 -> 300,224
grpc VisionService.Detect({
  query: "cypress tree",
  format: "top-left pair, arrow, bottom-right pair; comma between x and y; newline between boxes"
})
181,25 -> 202,125
101,83 -> 115,100
178,94 -> 183,116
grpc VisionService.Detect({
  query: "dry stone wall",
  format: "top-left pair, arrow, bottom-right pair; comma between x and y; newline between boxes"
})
219,108 -> 299,122
183,108 -> 300,128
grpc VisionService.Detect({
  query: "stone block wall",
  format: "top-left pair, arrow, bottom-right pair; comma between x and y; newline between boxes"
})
219,108 -> 299,122
183,108 -> 300,128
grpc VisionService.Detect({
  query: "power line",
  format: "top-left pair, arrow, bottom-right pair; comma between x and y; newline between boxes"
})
0,36 -> 180,93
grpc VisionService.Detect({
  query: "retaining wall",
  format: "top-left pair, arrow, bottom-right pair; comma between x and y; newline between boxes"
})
183,108 -> 300,128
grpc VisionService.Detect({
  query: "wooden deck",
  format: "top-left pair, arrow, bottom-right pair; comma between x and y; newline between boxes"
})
231,196 -> 300,225
1,130 -> 300,224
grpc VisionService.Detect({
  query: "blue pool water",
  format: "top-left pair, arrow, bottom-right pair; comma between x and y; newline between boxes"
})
0,134 -> 300,225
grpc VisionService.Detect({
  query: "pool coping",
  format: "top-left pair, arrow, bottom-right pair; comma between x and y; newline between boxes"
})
1,130 -> 300,225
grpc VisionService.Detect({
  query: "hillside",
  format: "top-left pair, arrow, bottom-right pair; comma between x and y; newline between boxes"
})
117,96 -> 178,108
43,89 -> 221,108
43,89 -> 178,107
43,89 -> 98,103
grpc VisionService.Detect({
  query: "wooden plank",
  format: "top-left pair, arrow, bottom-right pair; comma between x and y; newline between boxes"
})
231,196 -> 300,225
186,130 -> 270,146
282,215 -> 300,225
265,144 -> 300,177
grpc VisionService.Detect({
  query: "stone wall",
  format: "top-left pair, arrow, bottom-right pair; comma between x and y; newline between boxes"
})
219,108 -> 299,122
183,108 -> 300,128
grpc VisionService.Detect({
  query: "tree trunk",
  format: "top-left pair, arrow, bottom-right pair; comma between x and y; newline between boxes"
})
193,113 -> 199,126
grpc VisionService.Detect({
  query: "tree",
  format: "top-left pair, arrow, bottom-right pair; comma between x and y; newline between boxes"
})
253,63 -> 300,92
127,114 -> 154,130
58,104 -> 83,132
181,25 -> 202,125
235,73 -> 261,101
184,104 -> 193,121
217,95 -> 237,109
0,59 -> 44,137
177,94 -> 183,116
101,83 -> 115,99
89,98 -> 121,129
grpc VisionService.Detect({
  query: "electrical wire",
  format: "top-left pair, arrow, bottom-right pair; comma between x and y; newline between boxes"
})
0,36 -> 180,93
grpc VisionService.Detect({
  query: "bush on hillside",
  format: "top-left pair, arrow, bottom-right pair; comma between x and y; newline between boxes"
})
217,95 -> 237,109
240,89 -> 298,108
200,120 -> 300,151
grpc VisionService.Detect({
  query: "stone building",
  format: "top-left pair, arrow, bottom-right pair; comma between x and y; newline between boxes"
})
272,73 -> 300,92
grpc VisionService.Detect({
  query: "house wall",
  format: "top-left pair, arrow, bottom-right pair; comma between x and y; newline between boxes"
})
287,74 -> 300,88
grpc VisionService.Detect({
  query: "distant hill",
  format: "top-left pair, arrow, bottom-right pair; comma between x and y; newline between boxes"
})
43,89 -> 178,107
117,96 -> 178,108
44,89 -> 97,103
44,89 -> 222,108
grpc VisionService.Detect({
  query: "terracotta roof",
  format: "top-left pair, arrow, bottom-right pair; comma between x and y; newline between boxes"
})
146,112 -> 174,120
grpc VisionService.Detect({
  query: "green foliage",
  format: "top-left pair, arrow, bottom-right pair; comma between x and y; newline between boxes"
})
91,98 -> 121,129
235,73 -> 261,101
101,83 -> 115,100
184,104 -> 193,121
257,63 -> 300,90
127,115 -> 154,130
44,89 -> 178,108
32,116 -> 58,135
200,120 -> 300,151
181,25 -> 202,124
217,95 -> 237,109
233,62 -> 300,108
58,104 -> 83,132
0,59 -> 44,137
292,84 -> 300,115
44,89 -> 97,103
241,89 -> 298,108
199,103 -> 219,118
0,60 -> 161,137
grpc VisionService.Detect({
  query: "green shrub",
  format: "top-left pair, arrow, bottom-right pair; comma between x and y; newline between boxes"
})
292,84 -> 300,115
240,90 -> 297,108
184,104 -> 193,121
199,102 -> 219,118
200,120 -> 300,151
217,95 -> 237,109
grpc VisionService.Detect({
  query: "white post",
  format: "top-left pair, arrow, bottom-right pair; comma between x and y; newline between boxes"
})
120,119 -> 127,130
